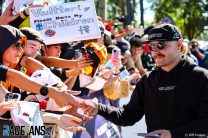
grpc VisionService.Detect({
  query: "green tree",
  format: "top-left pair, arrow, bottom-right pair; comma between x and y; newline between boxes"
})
96,0 -> 107,20
151,0 -> 208,40
107,0 -> 127,18
62,0 -> 139,24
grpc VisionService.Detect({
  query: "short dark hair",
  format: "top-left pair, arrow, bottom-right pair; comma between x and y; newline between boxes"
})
130,36 -> 142,47
20,27 -> 45,46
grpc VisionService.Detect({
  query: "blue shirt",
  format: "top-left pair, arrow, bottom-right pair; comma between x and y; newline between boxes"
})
192,48 -> 206,68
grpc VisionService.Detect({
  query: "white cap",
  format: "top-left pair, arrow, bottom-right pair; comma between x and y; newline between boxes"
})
31,68 -> 59,86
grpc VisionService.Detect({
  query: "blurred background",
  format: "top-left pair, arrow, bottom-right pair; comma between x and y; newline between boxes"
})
0,0 -> 207,137
1,0 -> 208,41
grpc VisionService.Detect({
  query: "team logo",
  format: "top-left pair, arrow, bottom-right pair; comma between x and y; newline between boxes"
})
45,29 -> 56,37
36,23 -> 43,31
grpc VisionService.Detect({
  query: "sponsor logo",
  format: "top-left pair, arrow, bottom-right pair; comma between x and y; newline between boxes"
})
45,29 -> 56,37
158,86 -> 176,91
149,33 -> 163,39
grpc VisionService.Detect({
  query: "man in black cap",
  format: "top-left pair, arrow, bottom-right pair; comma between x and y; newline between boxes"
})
81,24 -> 208,138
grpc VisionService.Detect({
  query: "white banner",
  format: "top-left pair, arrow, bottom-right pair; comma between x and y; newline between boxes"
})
29,1 -> 101,45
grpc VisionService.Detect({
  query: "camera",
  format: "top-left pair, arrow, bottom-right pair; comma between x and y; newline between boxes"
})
74,49 -> 82,59
4,93 -> 21,101
114,22 -> 118,28
191,41 -> 198,48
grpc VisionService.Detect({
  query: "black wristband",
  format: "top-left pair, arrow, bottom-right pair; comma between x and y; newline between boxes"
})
22,10 -> 29,17
0,111 -> 11,119
45,110 -> 64,115
40,85 -> 49,96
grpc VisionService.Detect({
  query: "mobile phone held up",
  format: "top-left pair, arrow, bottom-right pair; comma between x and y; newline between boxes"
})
103,48 -> 121,70
137,133 -> 160,137
111,48 -> 121,61
74,49 -> 82,59
4,93 -> 21,102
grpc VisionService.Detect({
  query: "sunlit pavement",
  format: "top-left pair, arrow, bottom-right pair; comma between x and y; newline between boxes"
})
119,91 -> 147,138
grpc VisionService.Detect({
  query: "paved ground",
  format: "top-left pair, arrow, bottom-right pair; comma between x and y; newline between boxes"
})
119,91 -> 147,138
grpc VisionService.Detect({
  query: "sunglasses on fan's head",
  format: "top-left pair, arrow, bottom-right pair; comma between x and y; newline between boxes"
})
13,36 -> 26,51
13,42 -> 24,50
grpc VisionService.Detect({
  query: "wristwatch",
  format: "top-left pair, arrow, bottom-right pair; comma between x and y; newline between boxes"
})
40,85 -> 49,96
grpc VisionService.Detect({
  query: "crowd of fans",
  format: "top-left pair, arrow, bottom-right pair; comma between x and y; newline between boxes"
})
0,1 -> 208,138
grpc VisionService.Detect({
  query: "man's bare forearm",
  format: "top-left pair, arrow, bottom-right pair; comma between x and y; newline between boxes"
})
20,56 -> 46,73
64,76 -> 77,90
7,68 -> 41,92
197,51 -> 205,60
6,68 -> 55,98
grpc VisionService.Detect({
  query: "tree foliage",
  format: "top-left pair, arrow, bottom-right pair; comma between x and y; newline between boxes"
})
151,0 -> 208,40
107,0 -> 127,18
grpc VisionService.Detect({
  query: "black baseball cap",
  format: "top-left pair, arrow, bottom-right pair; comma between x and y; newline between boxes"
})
116,40 -> 131,55
0,25 -> 25,51
0,25 -> 26,63
20,27 -> 45,46
142,24 -> 183,43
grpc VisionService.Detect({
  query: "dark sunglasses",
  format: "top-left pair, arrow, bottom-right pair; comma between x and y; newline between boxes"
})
148,41 -> 166,51
13,42 -> 24,50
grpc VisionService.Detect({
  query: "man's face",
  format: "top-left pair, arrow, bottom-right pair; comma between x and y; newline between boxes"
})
3,39 -> 24,66
131,46 -> 143,57
150,41 -> 180,68
46,44 -> 62,57
25,40 -> 42,58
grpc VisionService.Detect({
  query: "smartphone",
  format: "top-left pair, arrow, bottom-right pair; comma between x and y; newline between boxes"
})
104,60 -> 114,69
137,133 -> 160,137
74,49 -> 82,59
4,93 -> 21,101
118,66 -> 129,79
111,48 -> 121,61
